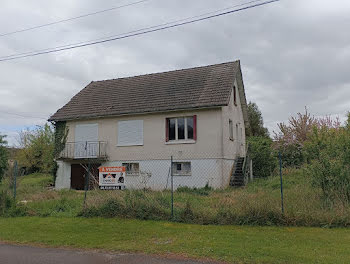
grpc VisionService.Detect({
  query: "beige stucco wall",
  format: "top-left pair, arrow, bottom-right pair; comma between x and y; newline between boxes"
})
221,79 -> 246,159
65,108 -> 224,161
220,78 -> 247,186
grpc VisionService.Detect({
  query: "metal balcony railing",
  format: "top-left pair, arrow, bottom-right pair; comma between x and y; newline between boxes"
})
59,141 -> 108,160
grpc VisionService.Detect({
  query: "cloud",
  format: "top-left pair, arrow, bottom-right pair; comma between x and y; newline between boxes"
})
0,0 -> 349,145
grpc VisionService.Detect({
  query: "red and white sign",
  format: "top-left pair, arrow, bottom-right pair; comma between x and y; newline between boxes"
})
99,166 -> 126,190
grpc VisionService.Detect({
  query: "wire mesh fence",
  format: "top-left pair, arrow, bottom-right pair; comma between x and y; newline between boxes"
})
1,145 -> 260,223
2,146 -> 350,227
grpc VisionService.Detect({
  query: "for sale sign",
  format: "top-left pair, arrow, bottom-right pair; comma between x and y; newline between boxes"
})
99,166 -> 126,190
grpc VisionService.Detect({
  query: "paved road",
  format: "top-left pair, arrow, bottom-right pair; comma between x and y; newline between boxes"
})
0,244 -> 221,264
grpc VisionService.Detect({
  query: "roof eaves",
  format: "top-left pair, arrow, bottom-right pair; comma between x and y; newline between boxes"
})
48,104 -> 227,122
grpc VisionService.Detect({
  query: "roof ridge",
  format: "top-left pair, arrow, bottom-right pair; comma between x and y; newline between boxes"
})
92,60 -> 240,83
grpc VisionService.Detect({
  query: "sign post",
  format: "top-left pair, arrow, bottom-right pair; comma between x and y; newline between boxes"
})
99,166 -> 126,190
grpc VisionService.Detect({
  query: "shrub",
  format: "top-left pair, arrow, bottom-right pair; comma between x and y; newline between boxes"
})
80,191 -> 170,220
178,201 -> 195,223
248,136 -> 277,178
176,184 -> 213,196
0,191 -> 12,215
304,126 -> 350,204
0,191 -> 27,217
277,143 -> 304,168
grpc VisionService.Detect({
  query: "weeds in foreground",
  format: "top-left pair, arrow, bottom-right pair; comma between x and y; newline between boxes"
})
1,171 -> 350,227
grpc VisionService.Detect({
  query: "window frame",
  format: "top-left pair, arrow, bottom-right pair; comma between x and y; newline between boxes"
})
229,119 -> 234,141
166,115 -> 196,143
233,86 -> 237,106
122,162 -> 140,176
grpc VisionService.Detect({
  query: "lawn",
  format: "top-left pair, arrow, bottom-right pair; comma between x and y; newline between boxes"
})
1,171 -> 350,226
0,217 -> 349,264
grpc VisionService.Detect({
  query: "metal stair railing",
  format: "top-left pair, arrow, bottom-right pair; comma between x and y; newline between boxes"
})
242,143 -> 251,185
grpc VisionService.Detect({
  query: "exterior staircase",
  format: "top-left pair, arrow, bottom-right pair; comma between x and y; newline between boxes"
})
230,157 -> 246,187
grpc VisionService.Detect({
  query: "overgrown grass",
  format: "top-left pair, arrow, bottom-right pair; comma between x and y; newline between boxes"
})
0,173 -> 83,217
0,217 -> 350,264
1,170 -> 350,227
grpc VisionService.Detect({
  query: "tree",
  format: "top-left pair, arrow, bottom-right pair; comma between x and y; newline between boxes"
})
16,124 -> 55,174
0,134 -> 8,183
248,136 -> 276,178
246,101 -> 269,138
274,108 -> 342,167
346,112 -> 350,130
304,123 -> 350,204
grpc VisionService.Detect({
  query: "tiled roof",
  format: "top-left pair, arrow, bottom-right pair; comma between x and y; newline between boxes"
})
49,60 -> 243,121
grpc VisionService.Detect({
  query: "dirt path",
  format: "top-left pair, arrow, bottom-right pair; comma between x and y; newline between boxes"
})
0,244 -> 221,264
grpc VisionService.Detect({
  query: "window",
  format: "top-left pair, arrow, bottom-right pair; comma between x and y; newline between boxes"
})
233,86 -> 237,106
172,162 -> 191,176
236,124 -> 239,142
229,119 -> 233,141
122,163 -> 140,176
117,120 -> 143,146
166,116 -> 196,142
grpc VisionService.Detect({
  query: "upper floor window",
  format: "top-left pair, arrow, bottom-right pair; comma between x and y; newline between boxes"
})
117,120 -> 143,146
233,86 -> 237,106
229,119 -> 234,141
166,115 -> 197,142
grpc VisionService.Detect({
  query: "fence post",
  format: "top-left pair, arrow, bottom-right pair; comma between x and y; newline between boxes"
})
279,151 -> 284,214
83,162 -> 91,209
249,159 -> 253,181
13,160 -> 18,201
171,156 -> 174,220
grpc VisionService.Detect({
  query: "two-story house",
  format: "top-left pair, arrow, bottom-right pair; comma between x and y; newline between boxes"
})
49,60 -> 249,190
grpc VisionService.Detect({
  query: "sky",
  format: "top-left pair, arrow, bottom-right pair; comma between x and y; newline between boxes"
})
0,0 -> 349,146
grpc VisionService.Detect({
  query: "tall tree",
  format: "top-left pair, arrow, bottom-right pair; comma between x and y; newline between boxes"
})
246,101 -> 269,138
16,124 -> 55,174
0,134 -> 8,183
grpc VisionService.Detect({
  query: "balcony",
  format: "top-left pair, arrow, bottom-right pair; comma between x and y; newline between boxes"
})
59,141 -> 108,161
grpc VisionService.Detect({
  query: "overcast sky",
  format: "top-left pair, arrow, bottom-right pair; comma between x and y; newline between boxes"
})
0,0 -> 349,146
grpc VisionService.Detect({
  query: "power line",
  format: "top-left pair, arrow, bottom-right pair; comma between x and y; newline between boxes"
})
0,0 -> 151,38
0,111 -> 48,120
0,0 -> 266,60
0,0 -> 280,62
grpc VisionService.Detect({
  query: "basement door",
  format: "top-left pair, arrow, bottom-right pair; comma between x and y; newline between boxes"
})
74,124 -> 99,158
71,164 -> 101,190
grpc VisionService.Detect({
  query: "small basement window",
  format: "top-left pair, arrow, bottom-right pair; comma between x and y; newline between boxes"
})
172,162 -> 191,176
122,163 -> 140,176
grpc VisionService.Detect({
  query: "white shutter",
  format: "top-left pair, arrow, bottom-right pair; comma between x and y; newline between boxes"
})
74,124 -> 99,158
117,120 -> 143,146
75,124 -> 98,142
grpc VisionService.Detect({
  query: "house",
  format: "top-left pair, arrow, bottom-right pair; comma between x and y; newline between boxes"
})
49,60 -> 249,190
